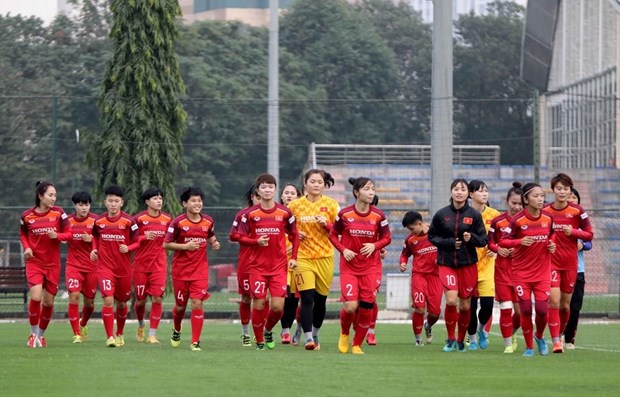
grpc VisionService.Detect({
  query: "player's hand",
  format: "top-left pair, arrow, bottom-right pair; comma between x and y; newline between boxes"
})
257,235 -> 269,247
343,249 -> 357,261
47,230 -> 58,239
360,243 -> 376,257
399,262 -> 407,272
315,215 -> 327,227
455,239 -> 462,250
145,231 -> 156,240
288,259 -> 297,269
185,241 -> 200,251
379,248 -> 387,260
498,247 -> 511,257
485,249 -> 496,258
577,241 -> 584,251
90,250 -> 98,261
562,225 -> 572,236
462,232 -> 471,242
520,236 -> 534,246
82,233 -> 92,243
298,231 -> 307,241
210,240 -> 221,250
548,240 -> 556,253
24,248 -> 34,260
119,244 -> 129,254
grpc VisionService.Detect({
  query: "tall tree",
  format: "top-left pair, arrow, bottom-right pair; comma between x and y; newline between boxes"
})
355,0 -> 432,144
453,1 -> 532,164
89,0 -> 187,213
280,0 -> 401,145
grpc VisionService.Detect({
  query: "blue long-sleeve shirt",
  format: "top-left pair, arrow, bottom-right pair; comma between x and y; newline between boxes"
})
577,240 -> 592,273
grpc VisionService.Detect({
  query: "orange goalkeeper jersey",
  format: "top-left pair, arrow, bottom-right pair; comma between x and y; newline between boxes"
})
287,195 -> 340,259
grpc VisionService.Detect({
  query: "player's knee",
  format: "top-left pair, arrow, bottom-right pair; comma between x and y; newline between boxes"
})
299,289 -> 314,304
413,307 -> 425,314
499,301 -> 513,310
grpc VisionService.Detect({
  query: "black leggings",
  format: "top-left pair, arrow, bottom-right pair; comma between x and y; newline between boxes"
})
564,272 -> 585,342
281,286 -> 299,329
468,296 -> 494,335
298,289 -> 328,333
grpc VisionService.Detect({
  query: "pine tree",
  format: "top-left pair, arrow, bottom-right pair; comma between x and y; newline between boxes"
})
90,0 -> 186,213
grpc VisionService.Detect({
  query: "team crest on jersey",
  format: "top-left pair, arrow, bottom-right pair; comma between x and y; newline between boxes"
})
100,224 -> 105,228
348,218 -> 355,222
161,221 -> 167,225
143,221 -> 149,225
369,219 -> 376,225
119,224 -> 125,229
520,225 -> 528,230
566,214 -> 573,219
275,216 -> 283,221
201,227 -> 208,232
254,217 -> 260,221
29,219 -> 35,224
541,222 -> 548,227
182,226 -> 190,231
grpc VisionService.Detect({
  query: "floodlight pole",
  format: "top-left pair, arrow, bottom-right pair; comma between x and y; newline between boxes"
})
268,0 -> 280,193
430,0 -> 453,216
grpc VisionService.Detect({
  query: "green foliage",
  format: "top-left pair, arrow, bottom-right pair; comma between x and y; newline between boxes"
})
454,0 -> 533,164
92,0 -> 187,214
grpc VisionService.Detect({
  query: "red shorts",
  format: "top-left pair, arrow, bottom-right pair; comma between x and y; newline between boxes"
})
97,269 -> 132,302
438,264 -> 477,299
237,271 -> 251,296
495,283 -> 518,303
411,273 -> 442,315
514,279 -> 551,302
66,267 -> 98,299
339,272 -> 382,303
133,271 -> 167,300
550,268 -> 578,294
249,272 -> 287,300
173,279 -> 210,306
26,265 -> 60,295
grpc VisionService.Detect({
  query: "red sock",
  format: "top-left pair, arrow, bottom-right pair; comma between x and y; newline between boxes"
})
512,311 -> 521,331
499,308 -> 513,338
457,308 -> 470,343
115,305 -> 128,335
102,306 -> 114,338
134,302 -> 146,323
535,312 -> 548,340
485,313 -> 492,333
28,299 -> 41,327
265,309 -> 283,332
340,308 -> 355,335
353,308 -> 360,327
559,308 -> 570,335
521,312 -> 534,349
444,304 -> 457,340
252,307 -> 266,343
172,306 -> 185,332
352,307 -> 372,347
412,311 -> 424,337
39,305 -> 53,331
548,308 -> 560,339
80,305 -> 94,327
68,303 -> 80,335
150,302 -> 162,330
239,301 -> 251,325
295,305 -> 301,323
370,302 -> 379,330
191,309 -> 204,344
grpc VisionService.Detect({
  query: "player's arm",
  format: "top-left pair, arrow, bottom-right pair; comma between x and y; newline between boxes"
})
428,213 -> 456,249
498,221 -> 522,248
468,212 -> 488,248
285,213 -> 300,261
399,242 -> 412,272
373,217 -> 392,251
328,217 -> 347,253
125,221 -> 141,251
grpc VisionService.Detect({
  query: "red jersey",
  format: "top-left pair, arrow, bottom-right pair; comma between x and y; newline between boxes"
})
133,210 -> 172,273
164,213 -> 215,281
92,211 -> 139,277
65,213 -> 97,272
20,206 -> 70,268
499,209 -> 554,282
329,205 -> 392,275
488,212 -> 513,286
399,232 -> 438,275
229,208 -> 253,274
238,203 -> 299,275
543,202 -> 593,271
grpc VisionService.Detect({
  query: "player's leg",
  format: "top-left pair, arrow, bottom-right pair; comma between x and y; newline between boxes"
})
467,296 -> 479,349
171,279 -> 189,348
351,273 -> 381,354
145,271 -> 166,344
411,273 -> 427,345
564,272 -> 585,348
312,257 -> 335,349
133,271 -> 148,342
79,271 -> 97,340
338,273 -> 359,353
36,267 -> 60,347
263,274 -> 287,350
533,281 -> 550,355
548,269 -> 562,345
237,272 -> 252,345
280,286 -> 297,344
477,296 -> 494,349
66,267 -> 83,342
113,276 -> 132,346
558,269 -> 577,339
456,264 -> 477,351
439,266 -> 458,351
250,273 -> 269,349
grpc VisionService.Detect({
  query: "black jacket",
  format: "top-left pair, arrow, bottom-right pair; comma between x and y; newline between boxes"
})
428,201 -> 488,268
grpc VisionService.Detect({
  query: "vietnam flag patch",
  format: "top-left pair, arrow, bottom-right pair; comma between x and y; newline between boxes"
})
320,207 -> 328,212
463,217 -> 473,224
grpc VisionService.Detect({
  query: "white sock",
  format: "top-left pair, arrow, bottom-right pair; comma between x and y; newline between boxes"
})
242,324 -> 249,335
504,337 -> 512,347
469,334 -> 478,343
149,328 -> 157,337
305,331 -> 313,341
282,327 -> 290,334
312,326 -> 320,337
31,325 -> 39,335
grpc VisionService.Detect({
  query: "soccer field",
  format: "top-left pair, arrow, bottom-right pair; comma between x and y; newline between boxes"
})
2,321 -> 619,397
